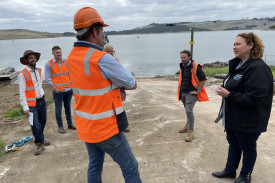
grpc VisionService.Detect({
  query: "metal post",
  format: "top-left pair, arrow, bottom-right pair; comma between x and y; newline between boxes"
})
190,27 -> 194,58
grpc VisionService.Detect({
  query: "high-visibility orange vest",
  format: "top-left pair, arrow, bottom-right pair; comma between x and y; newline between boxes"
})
48,59 -> 71,90
67,47 -> 125,143
177,61 -> 209,102
20,68 -> 42,106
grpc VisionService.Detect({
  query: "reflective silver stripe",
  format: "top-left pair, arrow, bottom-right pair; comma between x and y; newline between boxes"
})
75,109 -> 114,120
49,59 -> 54,68
72,84 -> 112,96
192,63 -> 199,89
27,98 -> 36,101
111,83 -> 119,90
115,106 -> 124,115
84,48 -> 96,76
26,87 -> 34,90
55,82 -> 71,86
22,69 -> 30,80
51,72 -> 69,76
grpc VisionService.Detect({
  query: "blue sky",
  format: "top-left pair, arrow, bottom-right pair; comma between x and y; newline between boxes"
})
0,0 -> 275,33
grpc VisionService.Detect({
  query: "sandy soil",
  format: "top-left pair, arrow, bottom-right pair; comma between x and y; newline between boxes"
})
0,78 -> 274,183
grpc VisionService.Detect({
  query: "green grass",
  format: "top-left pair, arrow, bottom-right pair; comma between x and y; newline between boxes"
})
269,65 -> 275,76
3,106 -> 24,119
46,98 -> 54,106
203,66 -> 275,78
203,67 -> 229,77
3,99 -> 55,120
0,138 -> 5,162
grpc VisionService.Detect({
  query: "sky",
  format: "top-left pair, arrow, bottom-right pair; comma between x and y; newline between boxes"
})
1,0 -> 275,33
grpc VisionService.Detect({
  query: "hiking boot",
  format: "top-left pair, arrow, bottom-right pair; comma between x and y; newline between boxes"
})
58,126 -> 66,134
179,124 -> 188,133
34,143 -> 44,155
68,124 -> 76,130
185,130 -> 194,142
44,141 -> 50,146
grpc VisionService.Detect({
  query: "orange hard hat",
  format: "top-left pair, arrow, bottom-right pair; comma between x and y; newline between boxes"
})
74,7 -> 109,30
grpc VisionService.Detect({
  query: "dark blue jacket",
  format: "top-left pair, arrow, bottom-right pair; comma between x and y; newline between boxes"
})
223,58 -> 273,133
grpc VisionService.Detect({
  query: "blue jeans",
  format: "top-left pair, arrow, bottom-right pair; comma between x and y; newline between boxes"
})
225,128 -> 260,179
52,89 -> 73,127
85,132 -> 142,183
180,92 -> 197,130
29,97 -> 47,144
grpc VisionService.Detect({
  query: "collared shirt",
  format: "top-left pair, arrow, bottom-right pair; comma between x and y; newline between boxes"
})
75,41 -> 135,89
45,58 -> 71,92
183,60 -> 192,67
18,66 -> 44,111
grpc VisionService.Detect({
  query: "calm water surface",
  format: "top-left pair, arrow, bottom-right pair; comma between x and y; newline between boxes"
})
0,30 -> 274,78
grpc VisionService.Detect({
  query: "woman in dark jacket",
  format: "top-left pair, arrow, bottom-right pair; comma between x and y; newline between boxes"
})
212,32 -> 273,183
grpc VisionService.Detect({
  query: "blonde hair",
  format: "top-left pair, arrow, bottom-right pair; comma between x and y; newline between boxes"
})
237,33 -> 264,59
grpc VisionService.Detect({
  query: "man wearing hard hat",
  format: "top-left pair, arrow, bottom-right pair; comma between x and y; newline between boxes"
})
67,7 -> 142,183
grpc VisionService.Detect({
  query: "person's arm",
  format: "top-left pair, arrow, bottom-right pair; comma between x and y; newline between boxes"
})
45,61 -> 60,93
99,54 -> 136,90
18,73 -> 30,117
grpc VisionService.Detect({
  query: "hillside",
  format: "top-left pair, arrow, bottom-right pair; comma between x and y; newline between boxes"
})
0,29 -> 75,40
107,17 -> 275,35
1,18 -> 275,40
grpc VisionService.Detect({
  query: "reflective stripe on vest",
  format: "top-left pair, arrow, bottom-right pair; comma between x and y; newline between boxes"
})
75,106 -> 124,121
72,83 -> 119,96
21,68 -> 42,106
192,62 -> 199,89
48,59 -> 71,90
84,48 -> 96,75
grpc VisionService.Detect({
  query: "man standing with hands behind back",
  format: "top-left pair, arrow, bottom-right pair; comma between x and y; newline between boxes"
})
177,50 -> 209,142
45,46 -> 76,134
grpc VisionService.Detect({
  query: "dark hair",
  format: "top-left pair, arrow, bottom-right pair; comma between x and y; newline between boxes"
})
52,46 -> 61,51
237,32 -> 264,59
180,50 -> 192,59
76,23 -> 102,41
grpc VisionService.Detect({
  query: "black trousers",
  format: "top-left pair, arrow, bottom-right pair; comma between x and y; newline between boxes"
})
225,128 -> 260,179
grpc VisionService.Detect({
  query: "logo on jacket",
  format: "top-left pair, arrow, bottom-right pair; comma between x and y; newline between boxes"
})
233,74 -> 242,80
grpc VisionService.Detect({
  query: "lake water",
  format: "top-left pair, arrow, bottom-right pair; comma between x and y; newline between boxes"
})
0,30 -> 274,78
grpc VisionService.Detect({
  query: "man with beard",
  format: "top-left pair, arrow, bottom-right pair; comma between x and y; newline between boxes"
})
18,50 -> 50,155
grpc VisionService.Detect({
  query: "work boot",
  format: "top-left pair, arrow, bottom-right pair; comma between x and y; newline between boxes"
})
179,124 -> 188,133
34,143 -> 44,155
185,130 -> 194,142
44,141 -> 51,146
68,124 -> 76,130
58,126 -> 66,134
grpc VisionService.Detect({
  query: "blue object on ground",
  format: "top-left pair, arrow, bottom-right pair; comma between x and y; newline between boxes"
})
7,136 -> 33,147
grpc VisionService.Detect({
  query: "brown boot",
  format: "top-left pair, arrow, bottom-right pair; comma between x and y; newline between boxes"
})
34,143 -> 44,155
179,124 -> 188,133
185,130 -> 194,142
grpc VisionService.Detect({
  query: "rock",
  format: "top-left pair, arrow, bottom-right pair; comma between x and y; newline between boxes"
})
203,61 -> 228,68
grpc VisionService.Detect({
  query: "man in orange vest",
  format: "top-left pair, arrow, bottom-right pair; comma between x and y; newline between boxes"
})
18,50 -> 50,155
45,46 -> 76,134
177,50 -> 209,142
67,7 -> 142,183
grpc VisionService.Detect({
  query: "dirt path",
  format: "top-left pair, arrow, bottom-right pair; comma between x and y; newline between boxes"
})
0,78 -> 274,183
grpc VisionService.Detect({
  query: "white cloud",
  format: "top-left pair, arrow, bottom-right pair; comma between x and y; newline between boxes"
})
0,0 -> 275,32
